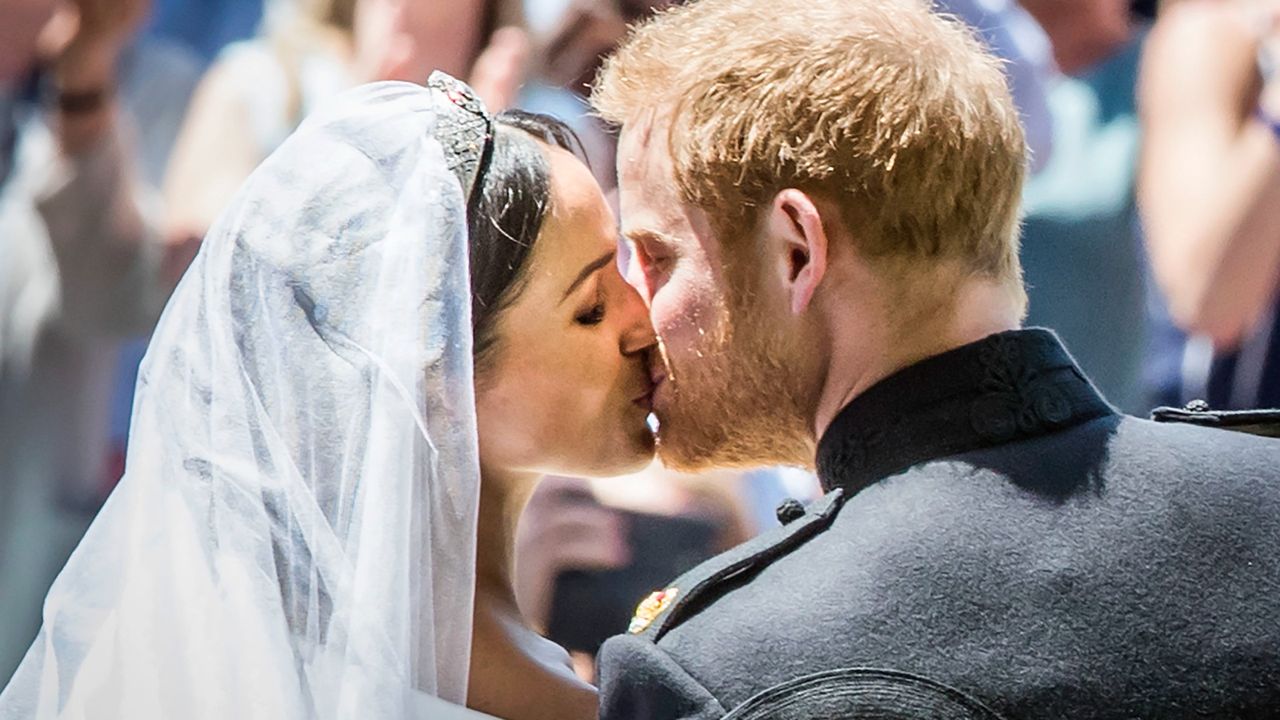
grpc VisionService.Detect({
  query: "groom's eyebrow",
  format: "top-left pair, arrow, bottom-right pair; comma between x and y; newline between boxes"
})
561,249 -> 617,302
623,228 -> 673,248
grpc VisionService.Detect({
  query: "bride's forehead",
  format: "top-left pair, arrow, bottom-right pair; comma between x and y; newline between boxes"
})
518,195 -> 616,292
542,149 -> 614,239
543,143 -> 601,203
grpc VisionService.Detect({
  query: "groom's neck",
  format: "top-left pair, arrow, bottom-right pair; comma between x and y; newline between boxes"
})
811,275 -> 1022,441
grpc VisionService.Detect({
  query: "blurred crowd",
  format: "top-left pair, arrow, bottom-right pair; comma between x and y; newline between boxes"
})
1,0 -> 1278,687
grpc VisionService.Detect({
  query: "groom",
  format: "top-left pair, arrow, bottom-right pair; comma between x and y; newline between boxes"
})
591,0 -> 1280,717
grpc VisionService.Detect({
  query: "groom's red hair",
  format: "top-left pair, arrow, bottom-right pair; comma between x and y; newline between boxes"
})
592,0 -> 1028,307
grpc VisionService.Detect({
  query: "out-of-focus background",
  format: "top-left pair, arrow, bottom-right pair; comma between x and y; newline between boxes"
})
2,0 -> 1279,686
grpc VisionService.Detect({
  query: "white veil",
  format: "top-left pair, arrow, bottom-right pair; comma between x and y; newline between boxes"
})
1,80 -> 484,718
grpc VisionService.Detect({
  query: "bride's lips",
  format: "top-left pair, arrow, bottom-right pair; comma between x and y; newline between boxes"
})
634,373 -> 666,410
632,373 -> 665,411
632,382 -> 654,410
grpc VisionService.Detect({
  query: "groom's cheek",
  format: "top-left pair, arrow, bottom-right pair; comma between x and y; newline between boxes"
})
653,275 -> 711,356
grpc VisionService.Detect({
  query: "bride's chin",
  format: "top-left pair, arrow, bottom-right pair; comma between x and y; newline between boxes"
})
555,421 -> 655,479
604,425 -> 657,476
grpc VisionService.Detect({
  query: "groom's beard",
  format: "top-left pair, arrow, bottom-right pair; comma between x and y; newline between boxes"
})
653,290 -> 816,472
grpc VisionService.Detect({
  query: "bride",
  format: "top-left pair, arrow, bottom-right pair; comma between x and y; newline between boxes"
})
0,74 -> 658,719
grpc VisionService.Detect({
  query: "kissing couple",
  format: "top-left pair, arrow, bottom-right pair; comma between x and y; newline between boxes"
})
6,0 -> 1280,718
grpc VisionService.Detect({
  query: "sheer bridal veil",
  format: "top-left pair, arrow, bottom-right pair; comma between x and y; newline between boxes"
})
1,78 -> 489,718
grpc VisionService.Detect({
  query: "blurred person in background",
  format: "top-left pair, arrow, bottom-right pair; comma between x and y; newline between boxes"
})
1015,0 -> 1153,414
0,0 -> 198,683
162,0 -> 531,260
514,468 -> 764,684
1139,0 -> 1280,409
100,0 -> 259,609
522,0 -> 681,192
937,0 -> 1057,174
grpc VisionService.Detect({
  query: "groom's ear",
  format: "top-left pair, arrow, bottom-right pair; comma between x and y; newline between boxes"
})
764,189 -> 829,316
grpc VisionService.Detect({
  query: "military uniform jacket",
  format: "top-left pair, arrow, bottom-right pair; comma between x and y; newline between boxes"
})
597,329 -> 1280,719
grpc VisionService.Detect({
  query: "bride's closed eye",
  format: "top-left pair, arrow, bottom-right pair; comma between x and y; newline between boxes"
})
574,289 -> 606,326
563,248 -> 616,327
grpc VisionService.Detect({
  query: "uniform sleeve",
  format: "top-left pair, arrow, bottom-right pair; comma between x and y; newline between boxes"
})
597,633 -> 726,720
35,127 -> 167,339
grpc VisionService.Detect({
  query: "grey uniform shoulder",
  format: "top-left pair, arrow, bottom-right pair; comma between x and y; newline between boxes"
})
1151,401 -> 1280,438
626,488 -> 846,643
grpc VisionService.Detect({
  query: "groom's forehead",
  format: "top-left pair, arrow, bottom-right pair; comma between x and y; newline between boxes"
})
618,131 -> 685,235
616,111 -> 725,262
618,109 -> 676,179
618,127 -> 657,183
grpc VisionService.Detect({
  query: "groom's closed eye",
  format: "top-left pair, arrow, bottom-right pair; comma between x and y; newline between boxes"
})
623,230 -> 674,300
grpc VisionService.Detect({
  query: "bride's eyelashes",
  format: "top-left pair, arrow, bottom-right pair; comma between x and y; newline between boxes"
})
574,284 -> 607,326
575,301 -> 606,326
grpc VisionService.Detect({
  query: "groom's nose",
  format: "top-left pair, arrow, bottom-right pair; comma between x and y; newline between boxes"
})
618,279 -> 658,357
618,239 -> 649,305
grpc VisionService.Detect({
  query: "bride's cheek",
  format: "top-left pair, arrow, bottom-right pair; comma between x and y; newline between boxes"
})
563,343 -> 614,424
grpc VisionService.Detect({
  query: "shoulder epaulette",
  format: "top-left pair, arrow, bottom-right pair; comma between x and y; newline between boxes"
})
1152,402 -> 1280,438
628,488 -> 846,643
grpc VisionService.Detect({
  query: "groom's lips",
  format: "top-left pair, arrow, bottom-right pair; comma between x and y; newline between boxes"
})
644,373 -> 667,409
633,373 -> 665,411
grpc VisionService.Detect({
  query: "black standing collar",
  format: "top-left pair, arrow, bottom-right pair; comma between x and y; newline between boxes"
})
815,328 -> 1115,495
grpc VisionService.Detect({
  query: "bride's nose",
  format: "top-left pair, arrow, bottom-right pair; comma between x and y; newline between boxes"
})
618,279 -> 658,357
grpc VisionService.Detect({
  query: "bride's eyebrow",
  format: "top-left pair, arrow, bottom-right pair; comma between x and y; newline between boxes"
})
561,249 -> 617,303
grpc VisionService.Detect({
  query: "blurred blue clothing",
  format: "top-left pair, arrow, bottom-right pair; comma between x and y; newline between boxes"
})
1020,35 -> 1149,414
0,91 -> 18,188
1144,267 -> 1194,410
1201,311 -> 1280,409
0,98 -> 18,190
0,75 -> 40,189
937,0 -> 1055,173
145,0 -> 263,64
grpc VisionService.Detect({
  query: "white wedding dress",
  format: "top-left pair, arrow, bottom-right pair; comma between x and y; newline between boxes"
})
1,80 -> 500,719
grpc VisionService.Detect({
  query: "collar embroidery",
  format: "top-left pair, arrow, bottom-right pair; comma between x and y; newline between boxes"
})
816,329 -> 1114,496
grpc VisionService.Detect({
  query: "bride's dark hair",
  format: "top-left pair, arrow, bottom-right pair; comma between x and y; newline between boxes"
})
467,110 -> 586,372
